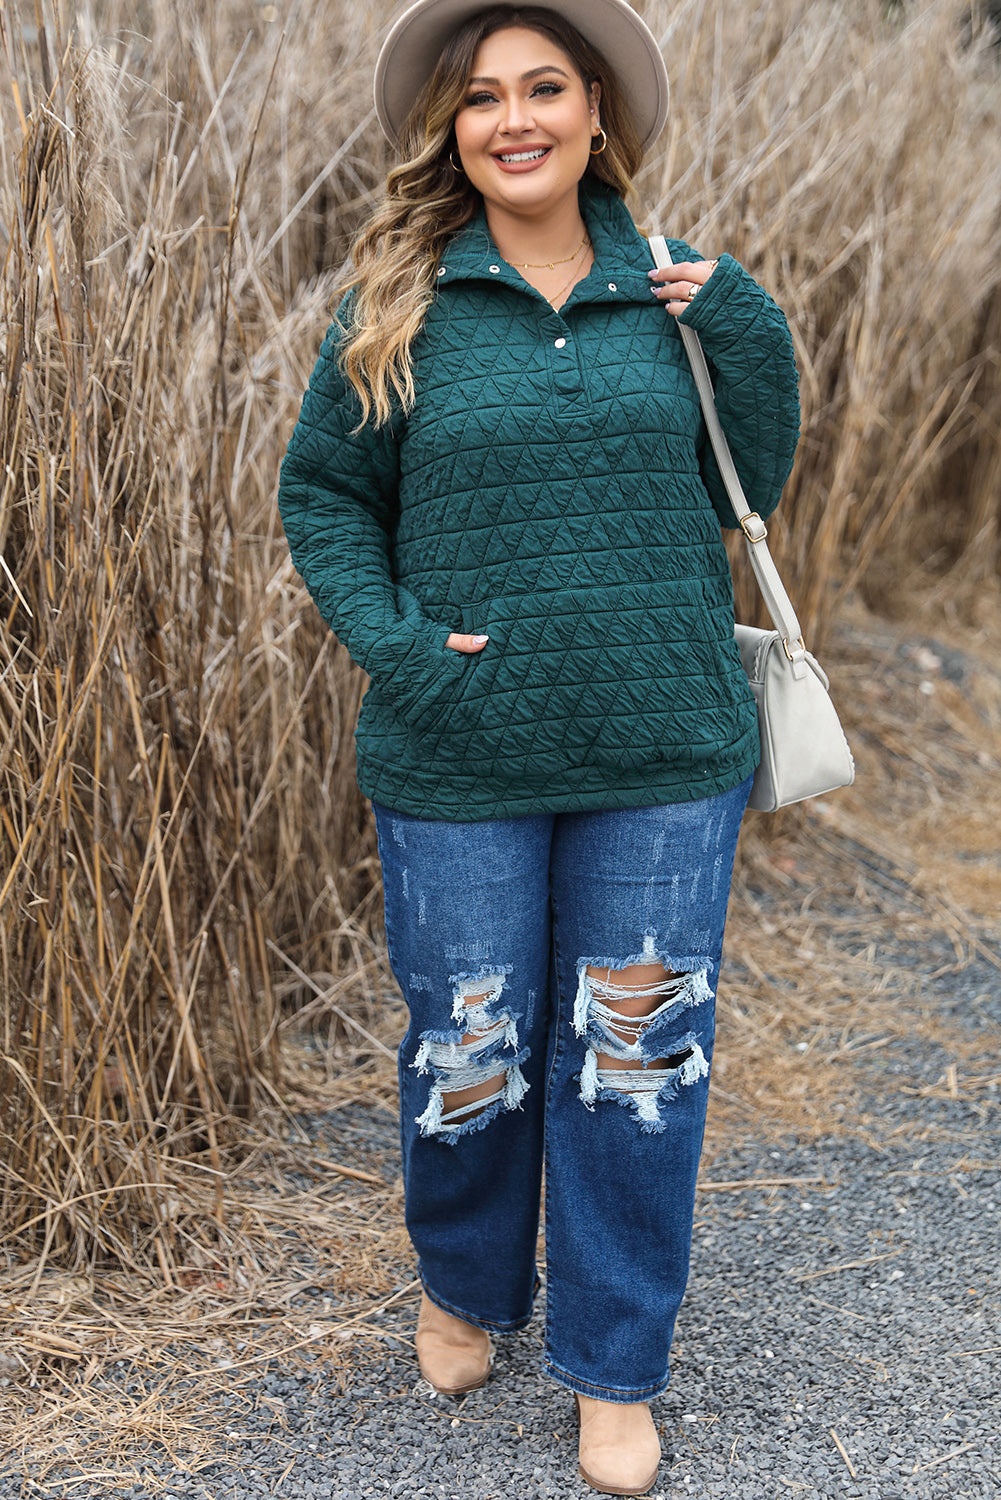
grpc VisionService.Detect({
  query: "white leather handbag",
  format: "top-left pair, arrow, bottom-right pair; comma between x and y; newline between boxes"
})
649,236 -> 855,812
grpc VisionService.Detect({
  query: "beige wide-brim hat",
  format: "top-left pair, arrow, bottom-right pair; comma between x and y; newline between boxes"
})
373,0 -> 669,149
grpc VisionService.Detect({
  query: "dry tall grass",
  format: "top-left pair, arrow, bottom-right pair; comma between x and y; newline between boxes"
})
642,0 -> 1001,626
1,0 -> 999,1275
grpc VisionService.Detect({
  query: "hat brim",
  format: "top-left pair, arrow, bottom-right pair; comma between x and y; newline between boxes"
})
373,0 -> 669,150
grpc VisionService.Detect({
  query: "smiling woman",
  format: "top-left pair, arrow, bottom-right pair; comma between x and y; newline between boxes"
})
277,1 -> 801,1493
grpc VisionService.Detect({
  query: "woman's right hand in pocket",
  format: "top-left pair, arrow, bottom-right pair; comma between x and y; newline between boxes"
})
445,632 -> 489,653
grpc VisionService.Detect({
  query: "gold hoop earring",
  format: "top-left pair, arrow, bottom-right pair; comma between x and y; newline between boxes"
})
449,150 -> 464,173
589,128 -> 608,155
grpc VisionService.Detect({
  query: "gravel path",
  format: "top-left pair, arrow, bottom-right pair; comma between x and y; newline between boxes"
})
233,960 -> 1001,1500
11,942 -> 996,1500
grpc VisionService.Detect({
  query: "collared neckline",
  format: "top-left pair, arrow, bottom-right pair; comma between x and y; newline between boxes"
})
436,181 -> 656,308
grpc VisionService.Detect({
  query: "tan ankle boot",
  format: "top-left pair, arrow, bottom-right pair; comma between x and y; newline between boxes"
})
415,1291 -> 493,1395
575,1392 -> 661,1496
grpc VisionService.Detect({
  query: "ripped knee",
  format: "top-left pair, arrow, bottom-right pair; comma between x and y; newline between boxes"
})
574,950 -> 713,1132
587,962 -> 683,1071
413,970 -> 529,1141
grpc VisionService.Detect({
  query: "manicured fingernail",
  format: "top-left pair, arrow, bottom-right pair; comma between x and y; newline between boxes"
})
472,634 -> 489,644
647,269 -> 659,277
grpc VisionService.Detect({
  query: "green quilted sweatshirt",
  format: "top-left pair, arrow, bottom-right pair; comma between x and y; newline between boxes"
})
278,183 -> 800,820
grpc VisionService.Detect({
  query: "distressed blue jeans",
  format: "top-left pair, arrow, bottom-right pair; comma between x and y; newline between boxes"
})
373,777 -> 751,1403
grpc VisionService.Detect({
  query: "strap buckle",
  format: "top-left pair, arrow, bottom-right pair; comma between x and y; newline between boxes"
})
782,635 -> 806,662
740,512 -> 768,543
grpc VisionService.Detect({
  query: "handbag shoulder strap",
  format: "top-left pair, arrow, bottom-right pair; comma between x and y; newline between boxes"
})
648,234 -> 806,659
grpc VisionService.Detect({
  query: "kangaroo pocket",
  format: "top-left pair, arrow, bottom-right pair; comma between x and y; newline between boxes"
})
421,579 -> 746,774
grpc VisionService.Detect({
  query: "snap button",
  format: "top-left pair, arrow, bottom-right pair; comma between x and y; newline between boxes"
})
489,264 -> 500,274
554,337 -> 567,348
608,282 -> 617,291
437,267 -> 446,277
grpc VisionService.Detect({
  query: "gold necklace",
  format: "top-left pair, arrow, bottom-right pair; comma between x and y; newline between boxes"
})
546,239 -> 593,308
513,229 -> 590,270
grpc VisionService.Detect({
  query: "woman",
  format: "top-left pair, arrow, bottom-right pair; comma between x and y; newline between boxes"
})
278,0 -> 799,1492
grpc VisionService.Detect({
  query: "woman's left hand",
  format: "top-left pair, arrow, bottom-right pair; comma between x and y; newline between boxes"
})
648,259 -> 719,317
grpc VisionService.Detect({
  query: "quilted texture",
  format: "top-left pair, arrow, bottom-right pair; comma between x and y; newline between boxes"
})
278,183 -> 800,820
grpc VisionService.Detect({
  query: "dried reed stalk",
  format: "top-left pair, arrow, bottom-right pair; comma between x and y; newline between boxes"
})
0,0 -> 382,1271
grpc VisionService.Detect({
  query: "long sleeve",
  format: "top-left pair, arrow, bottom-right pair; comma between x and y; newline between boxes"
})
277,321 -> 462,728
676,252 -> 800,528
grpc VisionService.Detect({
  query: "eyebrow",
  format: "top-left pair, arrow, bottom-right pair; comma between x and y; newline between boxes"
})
467,66 -> 571,85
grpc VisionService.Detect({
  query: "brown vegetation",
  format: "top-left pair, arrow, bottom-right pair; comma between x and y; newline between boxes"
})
0,0 -> 998,1301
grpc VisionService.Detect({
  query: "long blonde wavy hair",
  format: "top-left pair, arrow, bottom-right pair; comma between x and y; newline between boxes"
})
340,5 -> 645,426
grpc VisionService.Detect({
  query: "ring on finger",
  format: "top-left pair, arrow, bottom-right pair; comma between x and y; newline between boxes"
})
686,281 -> 699,300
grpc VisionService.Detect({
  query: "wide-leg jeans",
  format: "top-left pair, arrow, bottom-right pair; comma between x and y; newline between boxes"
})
373,776 -> 751,1403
